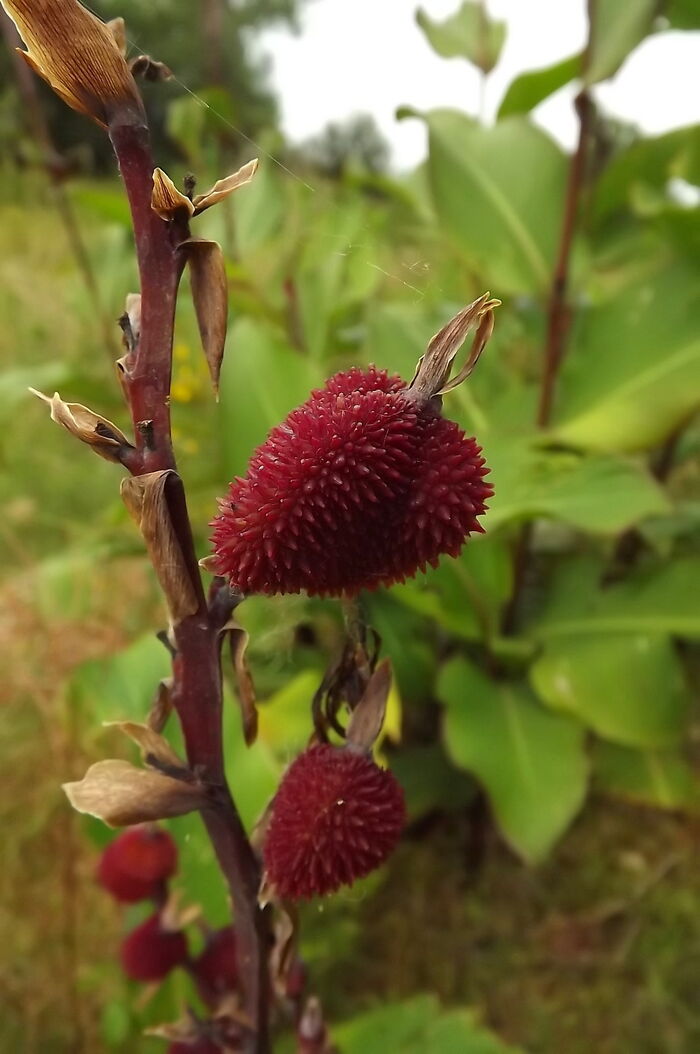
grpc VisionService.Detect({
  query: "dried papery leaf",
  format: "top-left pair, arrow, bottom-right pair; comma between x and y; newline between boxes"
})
1,0 -> 144,127
407,292 -> 500,401
223,617 -> 258,745
151,167 -> 195,220
199,554 -> 221,575
145,1011 -> 200,1043
147,678 -> 173,734
160,889 -> 201,932
297,997 -> 330,1053
103,720 -> 187,775
106,16 -> 126,56
180,238 -> 228,397
270,903 -> 299,1000
120,470 -> 201,622
29,388 -> 134,463
125,291 -> 141,345
129,54 -> 173,81
346,659 -> 392,751
192,158 -> 259,214
63,759 -> 205,826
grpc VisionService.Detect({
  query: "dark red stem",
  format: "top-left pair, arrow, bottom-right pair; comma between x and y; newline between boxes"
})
109,114 -> 270,1052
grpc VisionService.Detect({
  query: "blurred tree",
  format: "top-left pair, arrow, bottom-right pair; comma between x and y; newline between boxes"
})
299,114 -> 391,178
0,0 -> 310,168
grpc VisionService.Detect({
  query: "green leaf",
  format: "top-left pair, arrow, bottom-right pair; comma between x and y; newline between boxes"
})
497,54 -> 581,119
593,741 -> 700,811
71,634 -> 171,719
585,0 -> 658,84
218,317 -> 324,474
416,3 -> 506,73
390,745 -> 477,820
592,125 -> 700,224
233,159 -> 286,256
666,0 -> 700,28
257,668 -> 324,754
332,994 -> 521,1053
413,110 -> 567,294
534,557 -> 700,639
485,440 -> 669,534
530,635 -> 690,747
551,253 -> 700,452
437,658 -> 588,862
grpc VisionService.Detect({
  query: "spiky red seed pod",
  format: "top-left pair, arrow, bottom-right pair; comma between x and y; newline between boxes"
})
98,826 -> 178,903
120,913 -> 188,982
194,926 -> 237,1006
210,363 -> 492,596
263,743 -> 405,899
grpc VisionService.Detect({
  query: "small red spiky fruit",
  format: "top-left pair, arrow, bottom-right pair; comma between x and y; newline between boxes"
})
193,926 -> 237,1006
211,296 -> 497,597
120,912 -> 188,982
263,743 -> 405,899
98,825 -> 178,903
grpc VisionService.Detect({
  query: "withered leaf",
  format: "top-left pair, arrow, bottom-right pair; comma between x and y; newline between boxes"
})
270,902 -> 299,1000
151,167 -> 195,221
106,16 -> 126,56
2,0 -> 144,127
129,55 -> 173,82
29,388 -> 133,463
346,658 -> 392,751
147,678 -> 173,734
408,292 -> 500,401
192,158 -> 259,215
63,759 -> 205,826
120,470 -> 201,622
125,291 -> 141,344
180,238 -> 228,397
225,617 -> 257,746
103,720 -> 186,774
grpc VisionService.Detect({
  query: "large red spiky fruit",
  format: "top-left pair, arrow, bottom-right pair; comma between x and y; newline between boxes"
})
120,912 -> 188,982
193,926 -> 237,1006
210,297 -> 498,597
98,825 -> 177,903
263,743 -> 405,899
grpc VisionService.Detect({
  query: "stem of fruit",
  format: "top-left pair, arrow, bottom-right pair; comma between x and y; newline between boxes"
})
109,113 -> 270,1053
503,4 -> 595,633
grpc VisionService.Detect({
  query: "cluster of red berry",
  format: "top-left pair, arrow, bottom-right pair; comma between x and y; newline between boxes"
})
98,825 -> 251,1053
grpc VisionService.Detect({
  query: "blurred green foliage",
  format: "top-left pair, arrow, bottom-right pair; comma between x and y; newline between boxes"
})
1,0 -> 699,1051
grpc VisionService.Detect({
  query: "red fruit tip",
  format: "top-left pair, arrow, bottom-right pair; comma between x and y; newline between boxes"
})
98,825 -> 178,903
193,926 -> 238,1006
120,912 -> 188,982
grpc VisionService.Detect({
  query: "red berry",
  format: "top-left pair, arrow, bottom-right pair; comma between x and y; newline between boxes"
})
211,365 -> 491,596
263,743 -> 405,899
120,912 -> 188,982
98,826 -> 178,903
194,926 -> 237,1005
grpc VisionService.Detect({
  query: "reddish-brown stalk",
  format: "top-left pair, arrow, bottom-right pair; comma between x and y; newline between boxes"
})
109,111 -> 271,1053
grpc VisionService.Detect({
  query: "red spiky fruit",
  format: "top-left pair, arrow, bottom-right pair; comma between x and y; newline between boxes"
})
98,825 -> 177,903
120,912 -> 188,982
263,743 -> 405,899
210,364 -> 492,596
194,926 -> 237,1006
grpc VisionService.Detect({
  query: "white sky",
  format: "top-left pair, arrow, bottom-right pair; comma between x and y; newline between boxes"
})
259,0 -> 700,169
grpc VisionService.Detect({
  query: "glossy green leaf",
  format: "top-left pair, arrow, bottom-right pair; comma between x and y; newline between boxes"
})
414,110 -> 567,294
533,557 -> 700,639
438,658 -> 588,862
593,741 -> 700,811
416,3 -> 506,73
485,440 -> 669,534
585,0 -> 657,84
218,317 -> 324,474
552,252 -> 700,451
531,634 -> 690,747
497,54 -> 581,119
